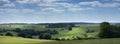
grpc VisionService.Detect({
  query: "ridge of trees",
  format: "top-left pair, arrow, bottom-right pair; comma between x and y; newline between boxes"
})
99,22 -> 120,38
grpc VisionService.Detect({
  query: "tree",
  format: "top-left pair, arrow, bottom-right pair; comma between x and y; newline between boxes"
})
110,25 -> 120,37
99,22 -> 120,38
99,22 -> 112,38
5,32 -> 14,36
68,26 -> 72,30
14,28 -> 22,33
46,23 -> 70,28
52,30 -> 58,34
18,32 -> 26,37
25,35 -> 33,38
39,33 -> 51,39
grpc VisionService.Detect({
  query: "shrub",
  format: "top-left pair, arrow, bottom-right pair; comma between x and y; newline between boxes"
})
14,28 -> 22,33
39,33 -> 51,39
99,22 -> 120,38
25,35 -> 33,38
5,32 -> 14,36
18,32 -> 26,37
99,22 -> 111,38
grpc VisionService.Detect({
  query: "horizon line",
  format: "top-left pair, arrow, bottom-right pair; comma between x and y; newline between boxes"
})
0,21 -> 120,24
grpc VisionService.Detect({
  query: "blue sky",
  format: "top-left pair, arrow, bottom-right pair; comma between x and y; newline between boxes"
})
0,0 -> 120,23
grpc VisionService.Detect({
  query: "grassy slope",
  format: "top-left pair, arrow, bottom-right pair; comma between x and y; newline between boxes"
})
52,27 -> 88,39
0,25 -> 46,30
0,24 -> 99,39
0,36 -> 120,44
42,38 -> 120,44
0,36 -> 53,44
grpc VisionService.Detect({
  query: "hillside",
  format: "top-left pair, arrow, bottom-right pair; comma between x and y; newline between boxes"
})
0,23 -> 100,39
0,36 -> 53,44
0,36 -> 120,44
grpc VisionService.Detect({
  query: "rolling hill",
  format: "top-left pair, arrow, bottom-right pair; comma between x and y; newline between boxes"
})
0,36 -> 120,44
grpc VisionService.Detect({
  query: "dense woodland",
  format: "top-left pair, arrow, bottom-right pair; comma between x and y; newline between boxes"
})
99,22 -> 120,38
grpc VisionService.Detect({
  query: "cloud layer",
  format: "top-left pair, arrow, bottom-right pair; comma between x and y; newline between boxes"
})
79,1 -> 120,7
0,0 -> 120,23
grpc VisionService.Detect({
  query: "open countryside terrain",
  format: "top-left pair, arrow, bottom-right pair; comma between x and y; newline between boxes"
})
0,36 -> 120,44
0,23 -> 100,39
0,23 -> 120,44
0,36 -> 52,44
1,0 -> 120,44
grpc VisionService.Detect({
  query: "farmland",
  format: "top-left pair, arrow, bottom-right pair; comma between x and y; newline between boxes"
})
0,23 -> 100,39
0,36 -> 120,44
0,23 -> 120,44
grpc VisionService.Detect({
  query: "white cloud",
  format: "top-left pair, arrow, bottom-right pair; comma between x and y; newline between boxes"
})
54,2 -> 93,12
22,9 -> 36,13
16,0 -> 68,7
16,0 -> 66,4
0,0 -> 10,3
41,8 -> 64,12
68,8 -> 93,12
79,1 -> 120,7
16,0 -> 93,12
0,9 -> 19,14
0,9 -> 37,14
0,8 -> 64,15
38,2 -> 75,8
0,0 -> 15,7
102,3 -> 120,7
0,0 -> 94,14
38,3 -> 55,6
79,1 -> 102,7
3,3 -> 15,7
54,2 -> 79,8
41,0 -> 56,3
16,0 -> 41,4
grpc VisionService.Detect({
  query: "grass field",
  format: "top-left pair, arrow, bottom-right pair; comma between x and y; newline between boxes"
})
52,27 -> 99,40
0,36 -> 120,44
1,24 -> 119,44
0,24 -> 99,39
52,27 -> 87,39
0,36 -> 52,44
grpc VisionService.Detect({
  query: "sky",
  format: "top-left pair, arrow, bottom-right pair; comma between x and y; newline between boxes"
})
0,0 -> 120,23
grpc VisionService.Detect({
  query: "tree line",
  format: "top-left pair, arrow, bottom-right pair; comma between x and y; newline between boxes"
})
0,22 -> 120,40
99,22 -> 120,38
0,28 -> 58,39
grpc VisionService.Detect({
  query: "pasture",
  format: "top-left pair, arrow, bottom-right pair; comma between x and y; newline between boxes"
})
0,36 -> 120,44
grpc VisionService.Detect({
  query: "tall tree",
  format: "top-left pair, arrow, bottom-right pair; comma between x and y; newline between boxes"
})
5,32 -> 14,36
39,33 -> 51,39
99,22 -> 112,38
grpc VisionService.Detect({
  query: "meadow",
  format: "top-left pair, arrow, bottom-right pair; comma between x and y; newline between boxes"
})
0,36 -> 120,44
0,24 -> 100,39
0,23 -> 120,44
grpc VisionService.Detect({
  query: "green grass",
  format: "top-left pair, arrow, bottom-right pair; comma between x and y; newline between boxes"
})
0,24 -> 100,39
0,36 -> 120,44
52,26 -> 99,39
52,27 -> 87,39
0,36 -> 53,44
0,25 -> 46,30
0,24 -> 120,44
67,27 -> 86,34
41,38 -> 120,44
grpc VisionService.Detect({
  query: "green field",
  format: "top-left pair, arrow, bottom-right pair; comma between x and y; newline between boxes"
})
0,24 -> 119,44
0,24 -> 100,39
0,36 -> 120,44
0,36 -> 52,44
52,25 -> 99,39
52,27 -> 87,39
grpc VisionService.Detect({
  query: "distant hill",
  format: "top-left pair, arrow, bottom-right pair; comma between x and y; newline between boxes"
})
0,22 -> 119,25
